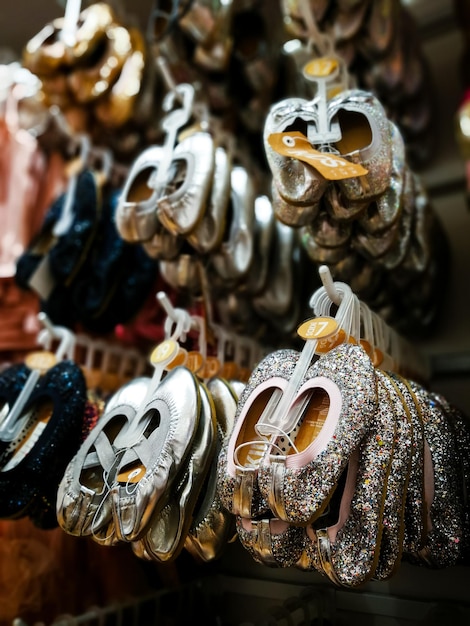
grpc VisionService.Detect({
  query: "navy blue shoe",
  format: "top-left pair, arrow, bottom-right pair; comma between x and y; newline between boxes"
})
0,360 -> 87,520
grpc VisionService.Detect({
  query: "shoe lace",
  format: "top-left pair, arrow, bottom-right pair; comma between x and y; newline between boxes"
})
90,468 -> 116,543
233,422 -> 299,471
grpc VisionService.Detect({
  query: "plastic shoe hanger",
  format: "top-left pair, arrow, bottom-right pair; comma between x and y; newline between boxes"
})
0,312 -> 75,442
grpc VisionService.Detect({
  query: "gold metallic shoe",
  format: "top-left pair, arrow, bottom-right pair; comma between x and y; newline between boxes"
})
23,2 -> 115,76
328,89 -> 393,203
94,28 -> 147,128
134,382 -> 216,562
67,24 -> 132,104
263,98 -> 328,218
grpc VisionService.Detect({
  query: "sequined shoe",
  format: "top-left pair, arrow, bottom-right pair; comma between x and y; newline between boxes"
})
185,377 -> 240,563
372,372 -> 415,581
386,373 -> 427,554
257,343 -> 378,525
237,516 -> 306,568
216,349 -> 300,519
56,376 -> 150,542
134,382 -> 216,562
328,89 -> 393,203
0,360 -> 87,520
405,380 -> 467,568
303,376 -> 395,587
263,98 -> 328,219
111,366 -> 201,542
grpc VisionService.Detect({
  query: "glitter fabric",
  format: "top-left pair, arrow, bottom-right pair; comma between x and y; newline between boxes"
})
257,343 -> 378,525
373,372 -> 414,580
406,381 -> 465,568
0,363 -> 34,463
328,89 -> 393,202
428,392 -> 470,564
387,373 -> 427,553
0,360 -> 87,520
313,377 -> 395,587
216,349 -> 300,519
236,516 -> 306,568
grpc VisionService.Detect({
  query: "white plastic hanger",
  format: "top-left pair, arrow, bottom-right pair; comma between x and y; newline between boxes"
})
0,313 -> 76,442
256,265 -> 357,438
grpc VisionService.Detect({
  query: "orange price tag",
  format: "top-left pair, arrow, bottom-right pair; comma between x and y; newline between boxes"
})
267,132 -> 368,180
303,57 -> 339,79
297,317 -> 339,341
25,350 -> 57,374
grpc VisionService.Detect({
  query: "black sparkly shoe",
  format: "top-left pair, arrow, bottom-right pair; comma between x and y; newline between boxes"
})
0,360 -> 87,520
0,363 -> 35,463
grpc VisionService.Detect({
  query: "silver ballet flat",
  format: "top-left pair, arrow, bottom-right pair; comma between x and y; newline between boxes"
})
111,366 -> 202,543
157,131 -> 216,236
115,145 -> 164,243
210,164 -> 255,283
56,376 -> 151,542
135,382 -> 216,562
243,194 -> 276,296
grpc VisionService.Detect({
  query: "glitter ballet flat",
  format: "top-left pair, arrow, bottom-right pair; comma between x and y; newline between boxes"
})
0,360 -> 87,521
263,98 -> 328,221
135,382 -> 216,562
236,516 -> 306,569
56,376 -> 150,542
185,377 -> 240,563
372,372 -> 415,581
257,343 -> 378,525
216,349 -> 300,519
386,373 -> 427,554
405,380 -> 467,569
111,366 -> 201,542
328,89 -> 393,203
302,376 -> 396,587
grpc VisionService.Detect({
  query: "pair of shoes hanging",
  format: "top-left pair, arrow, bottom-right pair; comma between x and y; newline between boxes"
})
217,309 -> 470,586
57,363 -> 244,563
0,357 -> 88,528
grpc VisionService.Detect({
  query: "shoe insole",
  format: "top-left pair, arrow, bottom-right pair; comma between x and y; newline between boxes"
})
288,388 -> 330,454
2,401 -> 53,471
235,387 -> 281,468
80,414 -> 128,492
117,408 -> 161,484
335,109 -> 372,154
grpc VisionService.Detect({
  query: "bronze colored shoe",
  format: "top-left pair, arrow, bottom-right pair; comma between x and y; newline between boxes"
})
23,2 -> 115,76
94,28 -> 147,128
237,516 -> 306,568
67,24 -> 132,104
